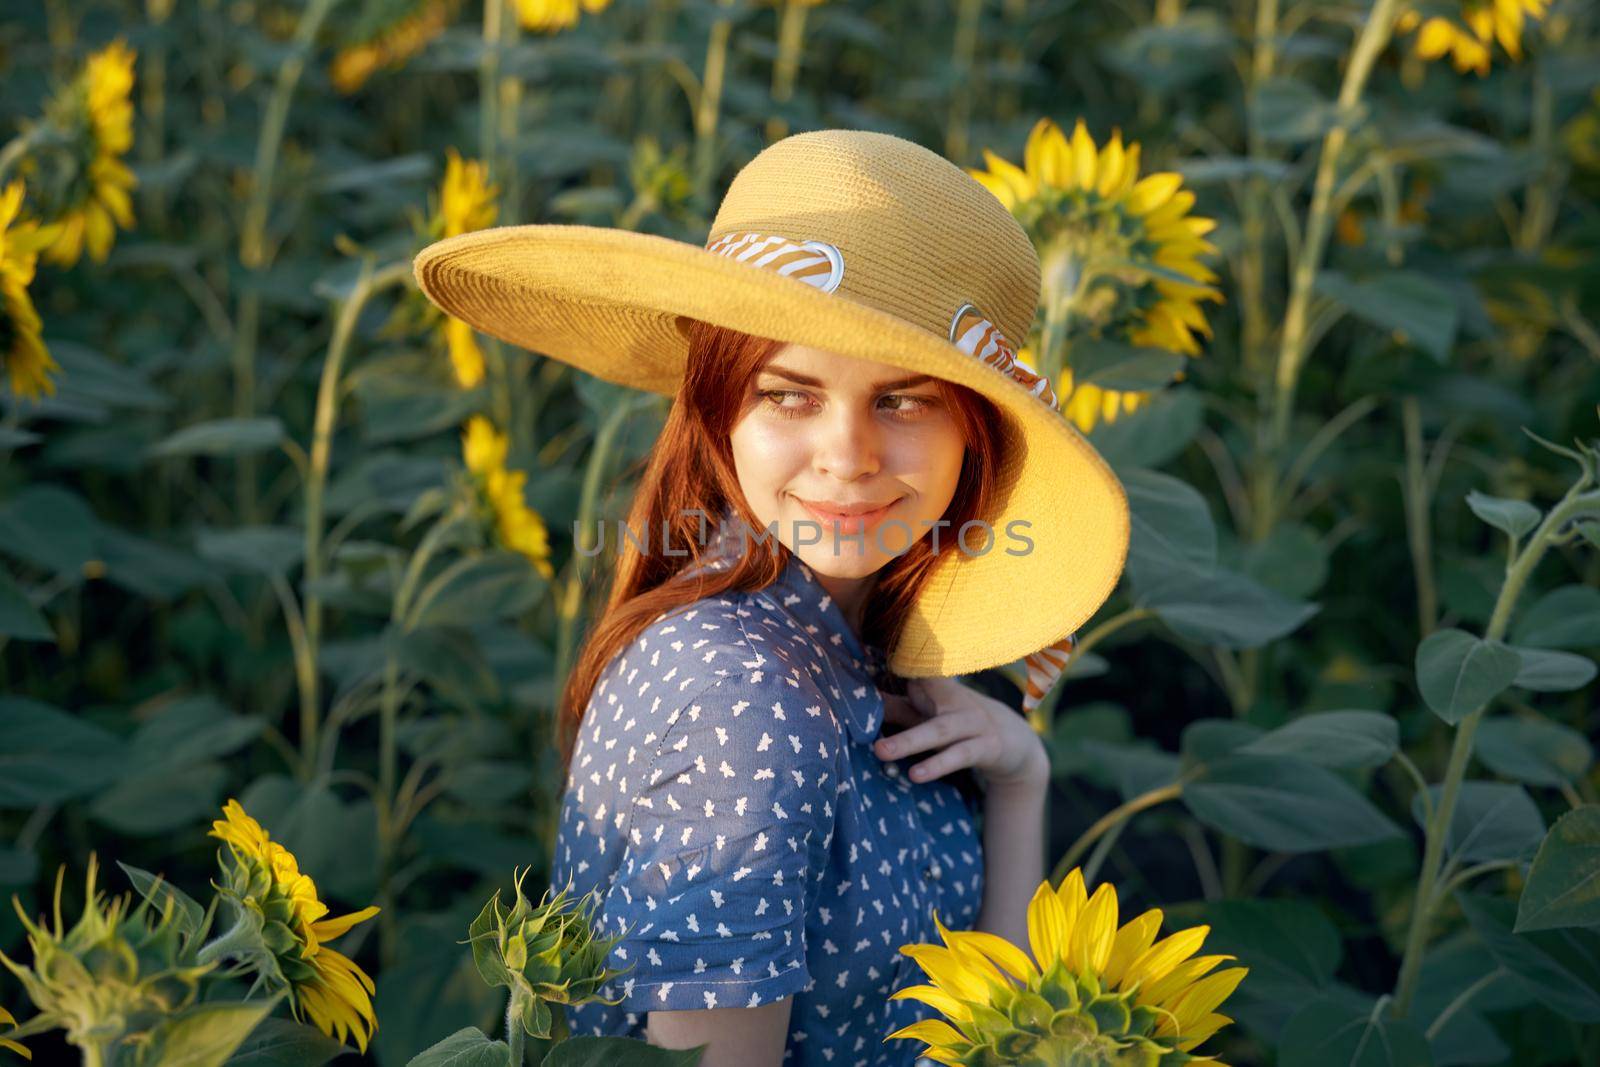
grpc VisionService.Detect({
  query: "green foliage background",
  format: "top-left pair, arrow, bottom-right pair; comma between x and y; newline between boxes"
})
3,0 -> 1600,1064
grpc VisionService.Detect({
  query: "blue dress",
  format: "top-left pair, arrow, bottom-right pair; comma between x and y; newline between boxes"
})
553,518 -> 985,1065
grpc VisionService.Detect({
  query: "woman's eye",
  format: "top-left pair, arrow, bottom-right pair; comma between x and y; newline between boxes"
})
757,389 -> 937,421
757,389 -> 812,417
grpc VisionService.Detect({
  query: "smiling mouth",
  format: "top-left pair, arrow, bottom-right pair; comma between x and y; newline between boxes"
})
795,497 -> 900,533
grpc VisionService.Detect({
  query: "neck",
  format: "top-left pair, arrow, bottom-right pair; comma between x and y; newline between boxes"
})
813,568 -> 879,643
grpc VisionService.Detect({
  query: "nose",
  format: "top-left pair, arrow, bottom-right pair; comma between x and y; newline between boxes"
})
812,402 -> 881,482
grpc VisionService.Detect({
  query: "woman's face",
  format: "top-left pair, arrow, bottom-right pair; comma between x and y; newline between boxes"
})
729,342 -> 967,605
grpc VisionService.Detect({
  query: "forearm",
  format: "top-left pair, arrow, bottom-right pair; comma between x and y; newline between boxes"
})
974,771 -> 1047,949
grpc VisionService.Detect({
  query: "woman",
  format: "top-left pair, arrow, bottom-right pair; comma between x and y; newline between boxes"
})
413,129 -> 1130,1065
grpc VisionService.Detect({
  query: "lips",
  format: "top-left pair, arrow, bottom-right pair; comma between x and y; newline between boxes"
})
796,497 -> 899,534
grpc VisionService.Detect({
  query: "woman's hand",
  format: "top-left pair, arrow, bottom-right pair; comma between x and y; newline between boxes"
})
873,676 -> 1048,790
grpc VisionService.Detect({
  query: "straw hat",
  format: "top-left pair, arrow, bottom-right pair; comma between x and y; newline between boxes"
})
412,128 -> 1130,711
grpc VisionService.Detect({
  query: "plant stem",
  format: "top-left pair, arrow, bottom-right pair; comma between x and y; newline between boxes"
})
1051,781 -> 1185,885
300,258 -> 412,777
945,0 -> 982,162
1269,0 -> 1401,451
1390,485 -> 1600,1019
1401,396 -> 1438,637
506,991 -> 526,1064
693,0 -> 736,205
234,0 -> 340,523
765,1 -> 810,143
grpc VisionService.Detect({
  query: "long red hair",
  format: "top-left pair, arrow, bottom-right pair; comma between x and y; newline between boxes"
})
556,317 -> 1006,765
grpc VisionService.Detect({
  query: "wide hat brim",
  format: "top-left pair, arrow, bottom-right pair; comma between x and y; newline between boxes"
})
414,223 -> 1130,679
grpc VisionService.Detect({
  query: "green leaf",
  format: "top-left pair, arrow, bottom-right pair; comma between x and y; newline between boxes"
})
0,697 -> 124,807
408,552 -> 546,630
0,484 -> 99,575
1179,719 -> 1263,767
1516,807 -> 1600,933
405,1027 -> 513,1067
90,761 -> 229,835
1047,703 -> 1133,780
1073,740 -> 1181,801
1473,716 -> 1593,787
1511,585 -> 1600,650
543,1036 -> 708,1066
0,568 -> 51,641
1464,489 -> 1542,541
1457,890 -> 1600,1023
196,526 -> 306,577
1195,898 -> 1343,997
118,862 -> 207,942
1066,340 -> 1186,392
1090,389 -> 1204,470
45,338 -> 171,412
1122,467 -> 1218,582
1184,755 -> 1403,852
224,1018 -> 349,1066
1238,520 -> 1329,600
1250,76 -> 1340,144
238,776 -> 379,902
1136,563 -> 1320,649
96,525 -> 216,600
143,997 -> 280,1067
1237,711 -> 1398,770
1414,629 -> 1521,725
1315,269 -> 1459,361
150,417 -> 286,458
1509,646 -> 1597,692
1277,992 -> 1432,1067
127,695 -> 264,772
1410,782 -> 1544,865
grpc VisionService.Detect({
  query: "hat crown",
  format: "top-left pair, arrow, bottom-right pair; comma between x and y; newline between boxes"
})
707,130 -> 1041,358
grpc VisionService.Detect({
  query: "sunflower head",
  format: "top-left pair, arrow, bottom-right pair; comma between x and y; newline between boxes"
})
1395,0 -> 1550,76
466,868 -> 629,1039
967,118 -> 1221,433
888,869 -> 1246,1066
460,417 -> 556,578
514,0 -> 613,34
26,39 -> 138,268
208,799 -> 381,1052
331,0 -> 461,94
1,181 -> 61,402
0,855 -> 213,1060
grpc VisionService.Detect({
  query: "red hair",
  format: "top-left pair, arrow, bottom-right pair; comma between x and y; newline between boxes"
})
555,318 -> 1006,765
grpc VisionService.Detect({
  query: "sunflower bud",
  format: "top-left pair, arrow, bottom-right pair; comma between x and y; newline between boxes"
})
466,867 -> 630,1039
0,856 -> 214,1064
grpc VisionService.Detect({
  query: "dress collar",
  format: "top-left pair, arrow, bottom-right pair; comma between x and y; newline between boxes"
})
694,508 -> 886,744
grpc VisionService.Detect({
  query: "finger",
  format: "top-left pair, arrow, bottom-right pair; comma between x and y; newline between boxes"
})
907,736 -> 995,782
872,709 -> 984,760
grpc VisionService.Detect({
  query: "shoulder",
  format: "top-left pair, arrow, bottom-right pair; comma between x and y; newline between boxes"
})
587,590 -> 846,754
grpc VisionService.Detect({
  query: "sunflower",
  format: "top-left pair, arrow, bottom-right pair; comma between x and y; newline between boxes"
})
330,0 -> 463,94
968,117 -> 1222,434
30,39 -> 138,268
0,1006 -> 27,1060
887,868 -> 1247,1066
434,149 -> 499,387
1396,0 -> 1549,76
209,800 -> 381,1052
0,180 -> 62,400
514,0 -> 612,33
462,416 -> 556,579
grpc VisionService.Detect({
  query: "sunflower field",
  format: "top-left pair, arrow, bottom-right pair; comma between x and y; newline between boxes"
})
2,0 -> 1599,1064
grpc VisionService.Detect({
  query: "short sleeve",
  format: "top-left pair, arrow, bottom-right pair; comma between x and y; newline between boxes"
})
597,665 -> 843,1013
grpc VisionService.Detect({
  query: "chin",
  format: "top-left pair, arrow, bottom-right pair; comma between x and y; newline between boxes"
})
793,545 -> 890,581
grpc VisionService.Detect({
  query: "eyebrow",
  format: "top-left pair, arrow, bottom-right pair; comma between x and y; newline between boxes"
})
760,364 -> 936,392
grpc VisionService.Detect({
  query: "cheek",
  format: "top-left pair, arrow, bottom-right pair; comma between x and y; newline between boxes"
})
729,419 -> 809,498
888,421 -> 966,494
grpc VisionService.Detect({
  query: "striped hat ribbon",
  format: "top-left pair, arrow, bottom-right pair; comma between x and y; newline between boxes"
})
707,229 -> 1059,413
1021,633 -> 1077,718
